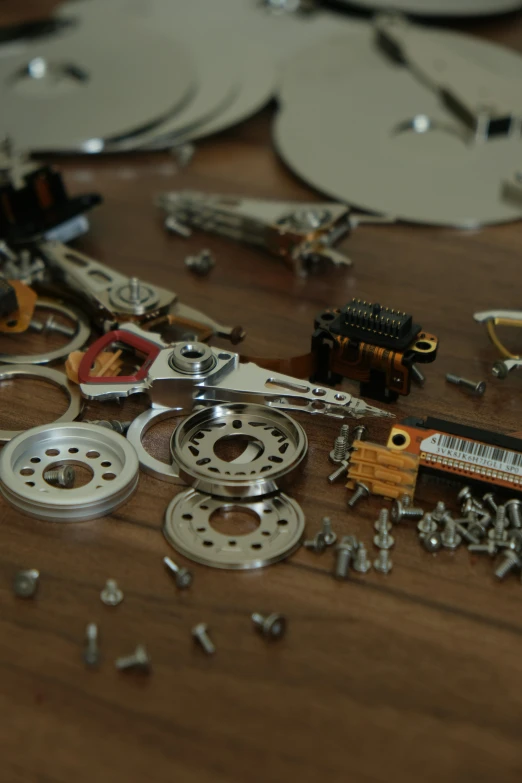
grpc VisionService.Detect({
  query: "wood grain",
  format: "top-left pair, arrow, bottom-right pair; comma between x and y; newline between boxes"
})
1,4 -> 522,782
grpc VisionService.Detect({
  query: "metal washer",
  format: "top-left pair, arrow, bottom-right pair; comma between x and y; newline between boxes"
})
164,488 -> 305,570
0,422 -> 139,521
126,407 -> 185,485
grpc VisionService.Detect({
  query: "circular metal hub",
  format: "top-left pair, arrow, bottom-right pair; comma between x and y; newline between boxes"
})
164,488 -> 305,569
0,422 -> 139,521
168,342 -> 216,375
170,403 -> 308,498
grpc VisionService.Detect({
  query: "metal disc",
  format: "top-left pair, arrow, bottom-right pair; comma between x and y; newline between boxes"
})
275,31 -> 522,226
331,0 -> 522,18
0,13 -> 196,152
164,488 -> 305,570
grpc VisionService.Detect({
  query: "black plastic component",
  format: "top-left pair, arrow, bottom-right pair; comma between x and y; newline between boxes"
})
321,299 -> 421,351
0,279 -> 18,318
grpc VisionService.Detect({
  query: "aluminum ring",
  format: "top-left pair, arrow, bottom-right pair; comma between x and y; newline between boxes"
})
0,364 -> 82,443
0,299 -> 91,365
126,407 -> 185,484
170,403 -> 308,498
0,422 -> 139,521
163,488 -> 305,570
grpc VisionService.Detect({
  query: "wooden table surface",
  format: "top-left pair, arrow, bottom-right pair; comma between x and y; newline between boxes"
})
1,3 -> 522,782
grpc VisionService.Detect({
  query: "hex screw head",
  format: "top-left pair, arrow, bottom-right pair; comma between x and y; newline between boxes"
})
115,645 -> 151,672
192,623 -> 215,655
348,482 -> 370,509
13,569 -> 39,598
252,613 -> 287,640
163,556 -> 193,589
100,579 -> 124,607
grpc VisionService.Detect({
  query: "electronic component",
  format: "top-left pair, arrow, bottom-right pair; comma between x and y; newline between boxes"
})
388,416 -> 522,494
346,440 -> 419,501
311,299 -> 438,401
474,309 -> 522,379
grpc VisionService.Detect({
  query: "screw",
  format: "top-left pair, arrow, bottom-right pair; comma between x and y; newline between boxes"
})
13,569 -> 39,598
373,549 -> 392,574
508,529 -> 522,552
43,465 -> 75,488
467,520 -> 488,541
327,458 -> 350,484
468,541 -> 498,556
441,517 -> 461,549
489,505 -> 508,541
506,499 -> 522,529
423,532 -> 442,552
417,514 -> 438,537
347,482 -> 370,508
320,517 -> 337,546
455,522 -> 480,545
352,424 -> 368,444
304,532 -> 327,553
482,492 -> 498,514
164,214 -> 192,237
192,623 -> 215,655
391,499 -> 423,523
492,361 -> 509,380
373,509 -> 394,549
31,315 -> 76,337
458,487 -> 484,514
84,623 -> 100,668
171,141 -> 195,169
446,373 -> 486,396
163,556 -> 193,589
185,249 -> 215,276
411,365 -> 425,385
251,613 -> 287,640
330,435 -> 349,464
334,535 -> 357,580
353,543 -> 372,573
115,645 -> 151,672
432,501 -> 447,524
494,551 -> 521,580
87,419 -> 132,435
100,579 -> 124,607
129,277 -> 142,303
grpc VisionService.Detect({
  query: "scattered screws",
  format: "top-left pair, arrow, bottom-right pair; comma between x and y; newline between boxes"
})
482,492 -> 498,515
83,623 -> 100,668
163,556 -> 193,589
417,513 -> 437,537
456,522 -> 480,545
373,509 -> 394,550
423,532 -> 442,552
489,505 -> 508,542
100,579 -> 124,607
115,645 -> 151,672
304,532 -> 327,553
251,612 -> 287,640
192,623 -> 216,655
13,569 -> 39,598
330,435 -> 349,464
468,541 -> 498,556
441,517 -> 461,549
347,482 -> 370,508
320,517 -> 337,546
432,501 -> 447,524
506,499 -> 522,529
43,464 -> 75,488
391,498 -> 423,524
353,543 -> 372,573
373,549 -> 393,574
334,535 -> 357,580
494,551 -> 521,580
446,373 -> 486,396
185,249 -> 215,276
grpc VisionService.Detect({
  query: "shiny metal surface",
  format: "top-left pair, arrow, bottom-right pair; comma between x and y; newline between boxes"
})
0,422 -> 139,520
163,488 -> 305,570
0,364 -> 82,443
126,407 -> 184,484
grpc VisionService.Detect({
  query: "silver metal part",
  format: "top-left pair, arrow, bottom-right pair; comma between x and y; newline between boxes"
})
328,459 -> 350,484
304,532 -> 327,553
185,249 -> 215,276
163,556 -> 193,589
321,517 -> 337,547
423,532 -> 442,553
87,420 -> 131,435
0,365 -> 82,443
43,464 -> 75,488
170,403 -> 307,498
115,645 -> 151,672
30,315 -> 76,338
373,509 -> 395,550
100,579 -> 124,607
351,425 -> 368,444
411,365 -> 425,385
164,488 -> 305,570
373,549 -> 393,573
0,422 -> 139,521
418,514 -> 438,537
252,612 -> 287,640
441,518 -> 462,550
334,535 -> 357,580
391,499 -> 423,523
446,374 -> 486,396
192,623 -> 215,655
330,435 -> 348,465
0,299 -> 90,365
84,623 -> 100,668
13,569 -> 39,598
483,493 -> 498,515
126,408 -> 184,485
353,543 -> 372,574
494,551 -> 521,580
347,482 -> 370,508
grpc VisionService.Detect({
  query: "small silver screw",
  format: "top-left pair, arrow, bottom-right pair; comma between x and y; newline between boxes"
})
441,517 -> 461,549
432,501 -> 447,524
304,532 -> 327,554
84,623 -> 100,668
373,509 -> 394,549
88,419 -> 132,435
185,249 -> 215,276
391,499 -> 423,523
129,277 -> 142,303
353,543 -> 372,573
482,492 -> 498,514
423,532 -> 442,552
163,556 -> 193,589
446,373 -> 486,396
417,514 -> 438,537
373,549 -> 392,574
30,316 -> 76,338
506,499 -> 522,529
251,613 -> 287,640
13,569 -> 39,598
494,551 -> 521,580
489,505 -> 508,542
100,579 -> 124,607
321,517 -> 337,546
43,465 -> 75,488
467,520 -> 488,540
327,458 -> 350,484
164,214 -> 192,238
115,645 -> 151,672
411,365 -> 425,385
192,623 -> 215,655
348,482 -> 370,508
352,424 -> 368,444
330,435 -> 349,464
468,541 -> 498,556
334,535 -> 357,580
455,522 -> 480,545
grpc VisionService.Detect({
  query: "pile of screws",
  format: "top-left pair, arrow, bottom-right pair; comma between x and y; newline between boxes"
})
329,423 -> 367,485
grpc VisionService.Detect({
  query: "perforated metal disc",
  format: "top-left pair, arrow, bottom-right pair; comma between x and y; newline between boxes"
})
332,0 -> 522,17
0,13 -> 196,152
275,30 -> 522,226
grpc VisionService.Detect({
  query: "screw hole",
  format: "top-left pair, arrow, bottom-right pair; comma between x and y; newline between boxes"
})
20,468 -> 34,476
45,449 -> 59,457
86,451 -> 100,459
30,457 -> 41,463
182,513 -> 193,520
101,461 -> 112,468
102,472 -> 116,481
278,519 -> 288,526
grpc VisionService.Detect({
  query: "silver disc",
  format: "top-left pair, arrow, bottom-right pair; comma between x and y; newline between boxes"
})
164,488 -> 305,570
332,0 -> 522,17
0,13 -> 196,152
275,30 -> 522,227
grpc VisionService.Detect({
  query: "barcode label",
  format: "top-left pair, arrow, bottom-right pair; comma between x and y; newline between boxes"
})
420,433 -> 522,477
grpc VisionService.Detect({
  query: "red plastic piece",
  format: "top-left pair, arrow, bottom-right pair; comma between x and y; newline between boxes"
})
78,330 -> 162,385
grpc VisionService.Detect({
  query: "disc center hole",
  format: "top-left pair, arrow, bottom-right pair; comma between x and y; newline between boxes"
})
212,434 -> 264,464
209,507 -> 261,536
43,461 -> 94,489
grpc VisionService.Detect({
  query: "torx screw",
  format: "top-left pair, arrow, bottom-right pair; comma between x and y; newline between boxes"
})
353,542 -> 372,573
373,509 -> 394,549
411,364 -> 425,385
441,517 -> 462,549
391,499 -> 423,524
304,532 -> 327,553
115,644 -> 151,672
348,482 -> 370,508
163,556 -> 193,589
446,373 -> 486,396
84,623 -> 100,668
87,419 -> 132,435
352,424 -> 368,444
192,623 -> 215,655
100,579 -> 124,607
506,499 -> 522,529
330,435 -> 349,464
373,549 -> 393,574
251,612 -> 287,640
423,532 -> 442,552
43,464 -> 75,488
327,458 -> 350,484
13,568 -> 39,598
320,516 -> 337,546
482,492 -> 498,514
417,513 -> 438,537
334,535 -> 358,580
185,249 -> 215,276
494,551 -> 521,580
